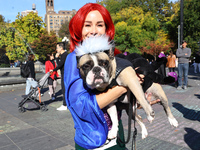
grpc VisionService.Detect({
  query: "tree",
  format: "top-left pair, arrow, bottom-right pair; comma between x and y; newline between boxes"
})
112,6 -> 160,53
98,0 -> 173,23
139,30 -> 174,59
0,12 -> 46,61
182,0 -> 200,56
31,31 -> 58,63
58,21 -> 70,39
0,15 -> 5,25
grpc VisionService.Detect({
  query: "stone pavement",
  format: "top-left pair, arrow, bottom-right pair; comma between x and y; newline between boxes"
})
0,68 -> 200,150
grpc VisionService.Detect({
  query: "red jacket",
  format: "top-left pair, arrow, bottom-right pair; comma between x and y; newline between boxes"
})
45,60 -> 59,80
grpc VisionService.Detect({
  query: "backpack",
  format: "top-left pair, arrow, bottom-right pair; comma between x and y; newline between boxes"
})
20,62 -> 30,78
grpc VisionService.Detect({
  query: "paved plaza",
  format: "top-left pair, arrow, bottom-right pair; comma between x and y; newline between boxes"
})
0,68 -> 200,150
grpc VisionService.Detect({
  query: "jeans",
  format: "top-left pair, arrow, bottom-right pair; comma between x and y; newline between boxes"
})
177,63 -> 189,87
25,78 -> 38,95
194,63 -> 200,73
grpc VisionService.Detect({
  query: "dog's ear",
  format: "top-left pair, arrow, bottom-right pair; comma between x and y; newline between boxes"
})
103,40 -> 115,60
108,40 -> 115,60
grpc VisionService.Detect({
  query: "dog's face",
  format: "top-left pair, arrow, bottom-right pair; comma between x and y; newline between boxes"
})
77,51 -> 114,91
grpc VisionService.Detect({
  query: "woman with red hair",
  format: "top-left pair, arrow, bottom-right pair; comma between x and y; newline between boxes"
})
64,3 -> 127,149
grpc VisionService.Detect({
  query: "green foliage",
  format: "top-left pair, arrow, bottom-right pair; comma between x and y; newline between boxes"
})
0,63 -> 10,68
99,0 -> 179,54
112,6 -> 162,54
31,32 -> 58,63
0,14 -> 5,25
58,21 -> 70,39
0,12 -> 46,61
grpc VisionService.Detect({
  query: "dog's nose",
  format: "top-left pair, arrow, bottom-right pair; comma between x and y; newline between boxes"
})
93,67 -> 101,74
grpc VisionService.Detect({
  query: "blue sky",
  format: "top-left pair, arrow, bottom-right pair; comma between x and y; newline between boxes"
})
0,0 -> 177,23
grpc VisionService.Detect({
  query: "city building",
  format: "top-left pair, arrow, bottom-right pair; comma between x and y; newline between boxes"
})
21,4 -> 38,17
45,0 -> 76,36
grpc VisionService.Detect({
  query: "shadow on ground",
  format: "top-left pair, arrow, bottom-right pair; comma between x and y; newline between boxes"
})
184,128 -> 200,150
172,102 -> 200,122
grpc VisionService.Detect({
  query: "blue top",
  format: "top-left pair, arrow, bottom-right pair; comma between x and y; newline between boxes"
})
63,51 -> 108,149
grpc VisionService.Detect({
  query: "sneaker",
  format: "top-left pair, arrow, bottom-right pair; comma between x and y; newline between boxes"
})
183,86 -> 187,90
51,97 -> 55,100
57,105 -> 67,111
177,86 -> 182,90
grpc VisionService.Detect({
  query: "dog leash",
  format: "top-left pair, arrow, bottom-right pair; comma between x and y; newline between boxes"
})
132,98 -> 137,150
117,93 -> 137,150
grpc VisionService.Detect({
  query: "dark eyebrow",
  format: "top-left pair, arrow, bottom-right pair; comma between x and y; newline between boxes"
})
84,21 -> 104,24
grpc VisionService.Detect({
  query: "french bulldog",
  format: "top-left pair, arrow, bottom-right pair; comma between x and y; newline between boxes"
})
75,35 -> 154,139
116,53 -> 178,139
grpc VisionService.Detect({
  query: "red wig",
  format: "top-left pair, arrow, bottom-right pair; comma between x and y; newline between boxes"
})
69,3 -> 115,52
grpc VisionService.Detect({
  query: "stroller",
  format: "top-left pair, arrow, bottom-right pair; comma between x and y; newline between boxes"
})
18,72 -> 50,113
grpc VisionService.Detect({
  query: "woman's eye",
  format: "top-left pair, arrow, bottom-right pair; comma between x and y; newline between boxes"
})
84,24 -> 91,27
97,24 -> 104,27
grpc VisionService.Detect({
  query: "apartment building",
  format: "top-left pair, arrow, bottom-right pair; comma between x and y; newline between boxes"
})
45,0 -> 76,36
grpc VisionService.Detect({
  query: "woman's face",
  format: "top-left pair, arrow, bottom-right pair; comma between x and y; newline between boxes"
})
82,10 -> 106,40
50,54 -> 54,60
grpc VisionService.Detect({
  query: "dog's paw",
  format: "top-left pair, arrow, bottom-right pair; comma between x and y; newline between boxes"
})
168,117 -> 178,127
147,111 -> 155,123
141,129 -> 148,139
141,125 -> 148,139
107,127 -> 118,139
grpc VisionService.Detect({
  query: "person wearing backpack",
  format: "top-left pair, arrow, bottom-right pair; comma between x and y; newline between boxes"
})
25,54 -> 38,95
45,53 -> 59,100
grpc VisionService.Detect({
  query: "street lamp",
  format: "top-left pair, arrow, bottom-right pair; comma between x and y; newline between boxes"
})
197,40 -> 200,51
62,36 -> 69,51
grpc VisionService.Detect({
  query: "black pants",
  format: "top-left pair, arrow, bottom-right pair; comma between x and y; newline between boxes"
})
169,67 -> 175,72
61,74 -> 66,106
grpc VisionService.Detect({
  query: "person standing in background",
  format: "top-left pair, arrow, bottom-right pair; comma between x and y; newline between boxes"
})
45,53 -> 59,100
50,42 -> 68,110
193,51 -> 200,73
166,50 -> 177,72
157,51 -> 167,77
176,40 -> 191,90
25,54 -> 38,95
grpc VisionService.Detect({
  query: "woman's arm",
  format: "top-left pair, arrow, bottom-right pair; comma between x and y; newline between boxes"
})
96,86 -> 127,109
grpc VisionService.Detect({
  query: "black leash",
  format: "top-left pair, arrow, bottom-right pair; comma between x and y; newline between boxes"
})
132,98 -> 137,150
117,93 -> 137,150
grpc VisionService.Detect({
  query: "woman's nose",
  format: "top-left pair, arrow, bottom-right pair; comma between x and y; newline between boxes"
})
90,26 -> 97,36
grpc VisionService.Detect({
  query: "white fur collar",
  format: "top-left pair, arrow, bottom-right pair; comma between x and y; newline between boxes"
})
75,35 -> 114,56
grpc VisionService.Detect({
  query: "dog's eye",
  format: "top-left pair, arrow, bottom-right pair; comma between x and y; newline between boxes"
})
82,64 -> 90,70
99,60 -> 109,67
81,61 -> 93,70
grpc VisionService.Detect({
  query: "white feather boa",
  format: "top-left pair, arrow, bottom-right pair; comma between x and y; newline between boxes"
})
75,35 -> 114,56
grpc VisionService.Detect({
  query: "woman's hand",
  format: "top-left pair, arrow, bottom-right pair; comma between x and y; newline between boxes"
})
96,86 -> 127,109
55,53 -> 60,58
49,70 -> 53,74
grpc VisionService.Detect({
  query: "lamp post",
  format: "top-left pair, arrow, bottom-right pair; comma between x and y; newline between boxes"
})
180,0 -> 184,43
62,36 -> 69,51
197,40 -> 200,51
